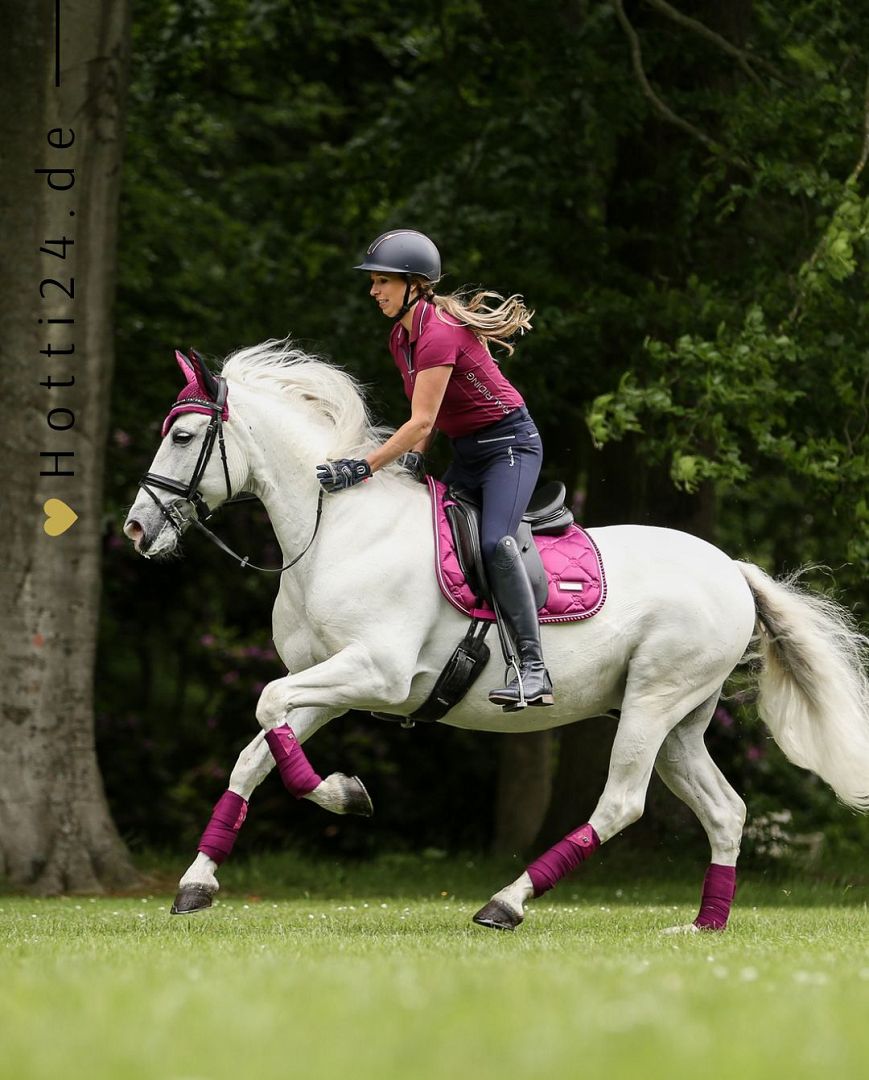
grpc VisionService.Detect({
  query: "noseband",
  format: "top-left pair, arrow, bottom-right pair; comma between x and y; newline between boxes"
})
138,377 -> 323,573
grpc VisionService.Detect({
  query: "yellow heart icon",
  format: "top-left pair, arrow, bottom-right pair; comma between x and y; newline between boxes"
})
43,498 -> 79,537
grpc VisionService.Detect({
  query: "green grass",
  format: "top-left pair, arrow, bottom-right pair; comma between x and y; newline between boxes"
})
1,854 -> 868,1080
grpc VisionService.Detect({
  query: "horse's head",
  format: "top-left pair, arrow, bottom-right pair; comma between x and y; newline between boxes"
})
123,349 -> 241,557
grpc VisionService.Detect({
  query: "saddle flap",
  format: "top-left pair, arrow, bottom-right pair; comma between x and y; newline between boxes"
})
445,489 -> 547,609
430,478 -> 606,625
444,500 -> 489,600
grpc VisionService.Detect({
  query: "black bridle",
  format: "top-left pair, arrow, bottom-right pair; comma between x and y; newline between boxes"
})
139,377 -> 324,573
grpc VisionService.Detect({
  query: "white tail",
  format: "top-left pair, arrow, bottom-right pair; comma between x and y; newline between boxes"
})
737,562 -> 869,811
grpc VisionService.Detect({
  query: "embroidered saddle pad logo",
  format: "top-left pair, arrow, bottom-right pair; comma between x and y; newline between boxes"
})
426,478 -> 606,623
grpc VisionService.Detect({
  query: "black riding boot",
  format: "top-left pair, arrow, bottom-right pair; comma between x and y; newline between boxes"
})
486,536 -> 554,710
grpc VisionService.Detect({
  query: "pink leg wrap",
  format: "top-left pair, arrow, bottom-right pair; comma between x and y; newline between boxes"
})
197,790 -> 248,864
693,863 -> 737,929
264,724 -> 322,798
526,823 -> 600,897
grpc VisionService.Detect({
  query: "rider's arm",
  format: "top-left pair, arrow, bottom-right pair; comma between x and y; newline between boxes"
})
365,365 -> 452,473
411,430 -> 437,453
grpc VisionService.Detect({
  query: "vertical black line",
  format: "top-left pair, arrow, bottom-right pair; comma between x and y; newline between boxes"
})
54,0 -> 61,87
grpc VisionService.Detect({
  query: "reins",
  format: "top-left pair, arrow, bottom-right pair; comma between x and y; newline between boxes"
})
187,489 -> 325,573
139,375 -> 324,574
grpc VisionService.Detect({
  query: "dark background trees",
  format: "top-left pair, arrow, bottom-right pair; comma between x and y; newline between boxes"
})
12,0 -> 868,884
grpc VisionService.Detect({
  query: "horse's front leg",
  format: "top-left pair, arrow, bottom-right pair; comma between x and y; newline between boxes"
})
257,642 -> 413,718
255,642 -> 413,802
171,705 -> 369,914
172,729 -> 275,914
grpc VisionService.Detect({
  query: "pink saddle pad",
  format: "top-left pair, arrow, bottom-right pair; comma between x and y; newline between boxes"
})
426,477 -> 607,623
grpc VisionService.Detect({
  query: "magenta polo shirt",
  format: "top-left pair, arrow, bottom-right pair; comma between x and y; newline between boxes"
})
388,300 -> 525,439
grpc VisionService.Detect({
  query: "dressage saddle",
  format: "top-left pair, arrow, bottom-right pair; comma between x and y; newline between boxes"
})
373,480 -> 574,727
445,480 -> 575,607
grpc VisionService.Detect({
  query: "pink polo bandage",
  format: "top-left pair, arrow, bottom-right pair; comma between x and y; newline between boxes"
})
693,863 -> 737,929
197,790 -> 248,864
526,823 -> 600,897
265,724 -> 322,797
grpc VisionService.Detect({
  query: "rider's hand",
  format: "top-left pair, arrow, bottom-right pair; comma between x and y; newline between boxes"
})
398,451 -> 427,483
316,458 -> 373,493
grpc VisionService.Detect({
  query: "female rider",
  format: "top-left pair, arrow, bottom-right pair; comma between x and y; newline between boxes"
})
315,229 -> 552,710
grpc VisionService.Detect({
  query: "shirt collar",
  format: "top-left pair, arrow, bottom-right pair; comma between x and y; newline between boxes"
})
391,297 -> 431,349
408,297 -> 431,344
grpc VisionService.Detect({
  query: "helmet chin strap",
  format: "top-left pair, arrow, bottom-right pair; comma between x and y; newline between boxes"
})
395,277 -> 424,320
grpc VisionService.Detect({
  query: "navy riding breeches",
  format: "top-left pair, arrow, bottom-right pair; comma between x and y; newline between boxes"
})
442,406 -> 543,564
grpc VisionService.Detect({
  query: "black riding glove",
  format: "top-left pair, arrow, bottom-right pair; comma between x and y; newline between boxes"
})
398,451 -> 427,483
316,458 -> 372,493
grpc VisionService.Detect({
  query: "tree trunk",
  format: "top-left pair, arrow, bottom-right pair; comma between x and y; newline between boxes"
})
0,0 -> 135,892
491,731 -> 554,856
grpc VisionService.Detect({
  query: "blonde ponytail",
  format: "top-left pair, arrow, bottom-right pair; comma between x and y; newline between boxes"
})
413,279 -> 534,356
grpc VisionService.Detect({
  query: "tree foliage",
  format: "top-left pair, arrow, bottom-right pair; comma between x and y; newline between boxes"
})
586,2 -> 869,582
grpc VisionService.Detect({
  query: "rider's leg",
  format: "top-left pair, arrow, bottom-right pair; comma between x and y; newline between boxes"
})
473,416 -> 551,708
486,535 -> 554,708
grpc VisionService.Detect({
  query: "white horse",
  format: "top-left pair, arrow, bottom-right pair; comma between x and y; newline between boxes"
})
124,339 -> 869,930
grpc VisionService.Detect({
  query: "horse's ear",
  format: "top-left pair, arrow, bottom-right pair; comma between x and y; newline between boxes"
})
175,348 -> 196,384
187,348 -> 220,401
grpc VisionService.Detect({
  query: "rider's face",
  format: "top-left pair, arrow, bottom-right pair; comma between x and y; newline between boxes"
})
369,272 -> 411,319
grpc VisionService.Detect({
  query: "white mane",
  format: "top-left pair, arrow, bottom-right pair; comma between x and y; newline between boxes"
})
220,336 -> 386,456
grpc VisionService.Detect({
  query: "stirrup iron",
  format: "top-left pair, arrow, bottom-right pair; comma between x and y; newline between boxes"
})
506,656 -> 527,711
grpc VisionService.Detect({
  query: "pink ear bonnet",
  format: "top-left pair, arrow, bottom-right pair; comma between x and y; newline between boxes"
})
161,349 -> 230,436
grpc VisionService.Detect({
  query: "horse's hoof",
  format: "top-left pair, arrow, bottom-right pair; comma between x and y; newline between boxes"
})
660,922 -> 700,936
472,899 -> 524,932
341,775 -> 374,816
170,883 -> 216,914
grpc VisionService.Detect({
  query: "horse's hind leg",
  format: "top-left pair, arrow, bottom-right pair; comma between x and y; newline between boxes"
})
654,692 -> 746,933
473,695 -> 686,931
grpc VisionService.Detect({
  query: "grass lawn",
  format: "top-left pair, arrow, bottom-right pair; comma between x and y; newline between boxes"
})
1,852 -> 868,1080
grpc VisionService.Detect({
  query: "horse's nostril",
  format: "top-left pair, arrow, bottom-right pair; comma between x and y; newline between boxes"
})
124,519 -> 144,543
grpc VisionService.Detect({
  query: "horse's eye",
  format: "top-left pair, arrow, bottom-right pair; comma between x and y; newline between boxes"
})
172,430 -> 194,445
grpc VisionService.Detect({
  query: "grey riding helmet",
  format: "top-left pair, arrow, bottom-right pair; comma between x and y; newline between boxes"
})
354,230 -> 442,284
